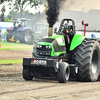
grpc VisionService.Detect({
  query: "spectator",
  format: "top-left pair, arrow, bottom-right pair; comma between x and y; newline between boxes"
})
91,34 -> 96,39
0,29 -> 1,42
4,29 -> 9,42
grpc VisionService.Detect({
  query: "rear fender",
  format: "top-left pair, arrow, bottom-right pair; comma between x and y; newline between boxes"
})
70,34 -> 86,51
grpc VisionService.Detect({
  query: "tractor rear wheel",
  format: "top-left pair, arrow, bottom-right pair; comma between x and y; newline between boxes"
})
75,39 -> 100,82
7,34 -> 11,42
57,62 -> 70,83
23,68 -> 34,80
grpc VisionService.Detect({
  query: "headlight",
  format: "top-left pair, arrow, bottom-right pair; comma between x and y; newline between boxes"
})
37,45 -> 42,48
45,52 -> 51,55
40,52 -> 42,55
46,45 -> 51,49
37,45 -> 39,48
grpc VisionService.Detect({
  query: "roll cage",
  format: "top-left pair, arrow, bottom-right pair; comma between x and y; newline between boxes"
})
58,19 -> 76,35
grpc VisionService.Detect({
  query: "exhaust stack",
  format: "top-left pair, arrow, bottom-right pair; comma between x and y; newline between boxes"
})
48,27 -> 53,36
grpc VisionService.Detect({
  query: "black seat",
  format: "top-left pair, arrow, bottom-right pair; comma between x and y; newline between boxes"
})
64,35 -> 70,54
64,25 -> 76,54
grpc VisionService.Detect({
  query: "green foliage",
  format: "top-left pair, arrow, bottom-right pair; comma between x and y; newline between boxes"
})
0,0 -> 7,4
7,9 -> 36,21
11,0 -> 44,18
4,18 -> 12,22
29,0 -> 43,8
7,10 -> 20,19
0,0 -> 11,4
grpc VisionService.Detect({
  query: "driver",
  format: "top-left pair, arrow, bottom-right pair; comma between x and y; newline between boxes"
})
64,23 -> 73,42
64,23 -> 72,34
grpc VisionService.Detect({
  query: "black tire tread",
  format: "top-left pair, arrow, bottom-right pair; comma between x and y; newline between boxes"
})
75,39 -> 100,82
23,68 -> 33,80
57,62 -> 70,83
19,30 -> 31,43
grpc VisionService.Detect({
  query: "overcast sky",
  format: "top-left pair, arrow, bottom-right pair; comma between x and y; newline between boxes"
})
62,0 -> 100,12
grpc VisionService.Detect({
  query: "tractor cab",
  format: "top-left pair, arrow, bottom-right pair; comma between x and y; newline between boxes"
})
34,23 -> 49,36
13,20 -> 22,30
9,18 -> 32,31
59,19 -> 76,37
13,18 -> 31,28
56,19 -> 76,53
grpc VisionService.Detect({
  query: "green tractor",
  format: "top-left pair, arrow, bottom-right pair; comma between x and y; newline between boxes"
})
27,23 -> 48,44
23,19 -> 100,83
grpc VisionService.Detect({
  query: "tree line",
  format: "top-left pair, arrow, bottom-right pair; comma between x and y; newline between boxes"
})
0,0 -> 46,22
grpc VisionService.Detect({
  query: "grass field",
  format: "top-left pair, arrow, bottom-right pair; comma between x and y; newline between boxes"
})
0,40 -> 33,50
0,59 -> 23,64
0,40 -> 33,64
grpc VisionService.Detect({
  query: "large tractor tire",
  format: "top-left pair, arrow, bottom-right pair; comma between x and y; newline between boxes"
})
75,39 -> 100,82
7,30 -> 13,42
7,30 -> 18,42
7,34 -> 11,42
19,30 -> 31,44
23,68 -> 34,80
57,62 -> 70,83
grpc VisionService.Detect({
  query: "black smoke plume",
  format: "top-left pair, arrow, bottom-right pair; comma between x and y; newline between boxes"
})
46,0 -> 65,27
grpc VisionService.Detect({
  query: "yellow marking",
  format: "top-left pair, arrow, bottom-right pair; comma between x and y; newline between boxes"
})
10,36 -> 16,42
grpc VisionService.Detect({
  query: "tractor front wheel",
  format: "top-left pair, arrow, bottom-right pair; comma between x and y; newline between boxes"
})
23,68 -> 34,80
57,62 -> 70,83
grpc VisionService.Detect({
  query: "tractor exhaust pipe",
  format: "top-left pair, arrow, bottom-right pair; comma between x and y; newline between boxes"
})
48,27 -> 53,36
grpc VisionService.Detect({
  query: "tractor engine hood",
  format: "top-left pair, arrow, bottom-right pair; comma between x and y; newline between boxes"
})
36,35 -> 66,57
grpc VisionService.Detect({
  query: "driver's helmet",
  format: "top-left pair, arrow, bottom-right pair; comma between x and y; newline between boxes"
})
64,23 -> 69,29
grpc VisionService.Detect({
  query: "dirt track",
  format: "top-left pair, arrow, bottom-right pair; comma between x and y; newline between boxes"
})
0,50 -> 100,100
0,50 -> 33,60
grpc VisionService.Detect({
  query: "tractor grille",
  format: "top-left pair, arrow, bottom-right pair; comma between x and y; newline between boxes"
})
36,45 -> 52,56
